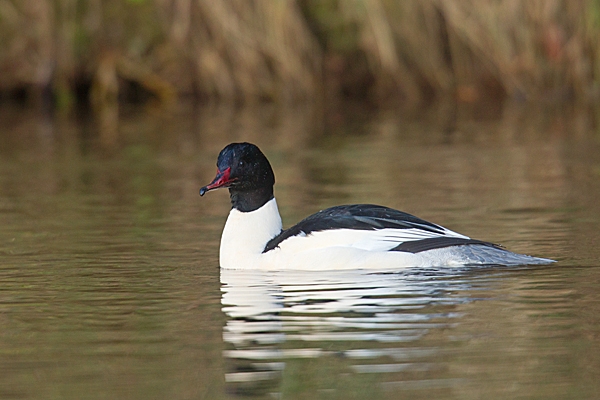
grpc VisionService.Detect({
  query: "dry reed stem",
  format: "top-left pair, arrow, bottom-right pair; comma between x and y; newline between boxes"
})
0,0 -> 598,105
191,0 -> 320,102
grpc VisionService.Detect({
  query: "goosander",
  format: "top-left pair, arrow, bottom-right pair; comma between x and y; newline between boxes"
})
200,142 -> 554,270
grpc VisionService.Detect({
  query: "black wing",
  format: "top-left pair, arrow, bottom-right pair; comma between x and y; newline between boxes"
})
263,204 -> 450,253
391,237 -> 505,253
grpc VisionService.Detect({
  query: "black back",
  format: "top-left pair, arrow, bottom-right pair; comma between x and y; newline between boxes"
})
263,204 -> 505,254
263,204 -> 446,252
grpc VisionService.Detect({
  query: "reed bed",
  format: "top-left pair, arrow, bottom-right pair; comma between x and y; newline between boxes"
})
0,0 -> 598,108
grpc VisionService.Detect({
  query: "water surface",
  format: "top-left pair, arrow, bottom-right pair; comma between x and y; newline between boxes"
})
0,102 -> 598,399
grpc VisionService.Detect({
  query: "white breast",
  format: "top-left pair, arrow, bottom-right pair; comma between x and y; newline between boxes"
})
219,198 -> 282,269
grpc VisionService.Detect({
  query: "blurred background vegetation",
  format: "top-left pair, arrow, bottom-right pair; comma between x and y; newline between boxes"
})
0,0 -> 599,110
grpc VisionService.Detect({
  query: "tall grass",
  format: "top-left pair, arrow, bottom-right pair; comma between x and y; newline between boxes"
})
0,0 -> 598,107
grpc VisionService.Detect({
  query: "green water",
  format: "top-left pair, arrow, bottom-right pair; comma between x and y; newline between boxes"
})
0,102 -> 598,399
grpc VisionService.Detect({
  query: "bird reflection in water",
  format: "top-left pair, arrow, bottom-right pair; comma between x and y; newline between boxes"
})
220,267 -> 473,397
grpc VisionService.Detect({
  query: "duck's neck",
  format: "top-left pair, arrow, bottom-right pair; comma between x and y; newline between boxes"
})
229,187 -> 273,212
219,198 -> 282,268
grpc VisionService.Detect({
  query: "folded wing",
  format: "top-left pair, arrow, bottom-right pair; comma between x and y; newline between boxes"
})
263,204 -> 505,254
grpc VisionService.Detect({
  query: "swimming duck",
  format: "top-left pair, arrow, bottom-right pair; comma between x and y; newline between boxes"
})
200,142 -> 554,270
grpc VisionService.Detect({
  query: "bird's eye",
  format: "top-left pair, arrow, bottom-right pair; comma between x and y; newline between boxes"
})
238,160 -> 244,167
